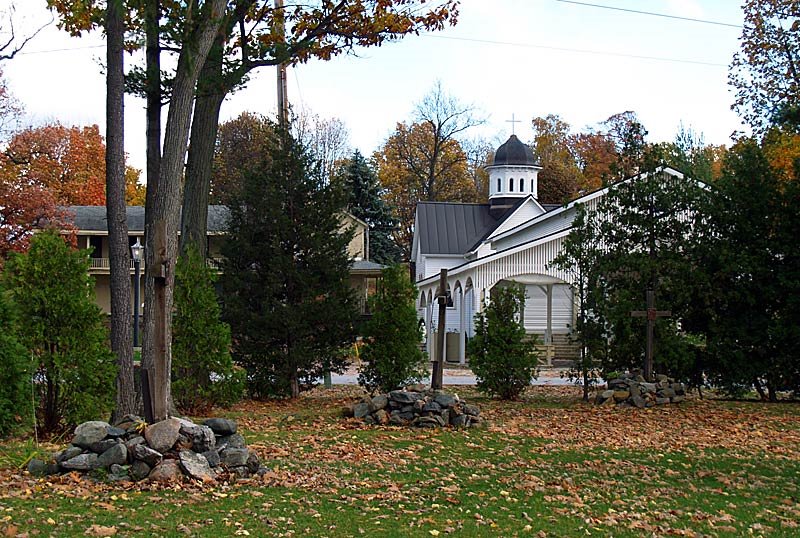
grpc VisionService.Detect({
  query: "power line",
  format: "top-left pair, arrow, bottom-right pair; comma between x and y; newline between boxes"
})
555,0 -> 742,29
15,44 -> 105,55
422,34 -> 728,68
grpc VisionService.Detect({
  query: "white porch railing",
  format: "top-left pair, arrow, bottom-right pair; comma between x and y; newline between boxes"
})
88,257 -> 225,271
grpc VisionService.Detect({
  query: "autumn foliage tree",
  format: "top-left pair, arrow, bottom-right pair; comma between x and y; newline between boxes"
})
729,0 -> 800,134
0,122 -> 144,207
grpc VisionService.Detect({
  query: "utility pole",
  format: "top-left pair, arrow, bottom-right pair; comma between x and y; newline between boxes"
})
274,0 -> 289,129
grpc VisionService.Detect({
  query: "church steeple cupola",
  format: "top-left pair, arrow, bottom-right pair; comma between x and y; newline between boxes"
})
486,134 -> 542,217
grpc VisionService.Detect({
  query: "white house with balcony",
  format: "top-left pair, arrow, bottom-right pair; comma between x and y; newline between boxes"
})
412,133 -> 688,366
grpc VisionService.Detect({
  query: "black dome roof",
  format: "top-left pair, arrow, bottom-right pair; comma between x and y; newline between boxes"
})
492,134 -> 538,166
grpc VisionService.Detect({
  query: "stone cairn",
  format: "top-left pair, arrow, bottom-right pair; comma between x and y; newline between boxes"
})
346,389 -> 481,428
27,416 -> 264,483
596,371 -> 687,407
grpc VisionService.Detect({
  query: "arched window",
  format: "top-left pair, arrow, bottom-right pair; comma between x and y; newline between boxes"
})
509,178 -> 514,192
530,178 -> 535,193
520,178 -> 525,192
496,178 -> 501,192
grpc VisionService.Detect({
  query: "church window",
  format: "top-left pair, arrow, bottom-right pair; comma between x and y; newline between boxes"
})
520,178 -> 525,192
496,178 -> 501,192
509,178 -> 514,192
531,178 -> 535,192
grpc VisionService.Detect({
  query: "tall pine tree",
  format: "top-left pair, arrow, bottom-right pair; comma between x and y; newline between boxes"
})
334,151 -> 401,264
222,128 -> 358,398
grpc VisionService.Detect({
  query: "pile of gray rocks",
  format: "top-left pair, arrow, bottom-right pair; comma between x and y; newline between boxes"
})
596,372 -> 687,407
27,415 -> 264,483
347,389 -> 481,428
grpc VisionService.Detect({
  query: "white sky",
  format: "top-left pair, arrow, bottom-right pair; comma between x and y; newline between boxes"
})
2,0 -> 746,177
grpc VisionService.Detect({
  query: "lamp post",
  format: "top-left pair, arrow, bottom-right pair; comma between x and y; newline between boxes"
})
131,238 -> 144,348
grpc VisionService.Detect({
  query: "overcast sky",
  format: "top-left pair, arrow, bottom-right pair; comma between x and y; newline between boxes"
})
2,0 -> 746,177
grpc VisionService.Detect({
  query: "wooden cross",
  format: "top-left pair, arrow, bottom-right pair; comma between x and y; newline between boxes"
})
506,113 -> 521,135
631,289 -> 671,381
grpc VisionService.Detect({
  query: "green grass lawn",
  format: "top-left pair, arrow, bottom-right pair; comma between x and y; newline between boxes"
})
0,386 -> 798,537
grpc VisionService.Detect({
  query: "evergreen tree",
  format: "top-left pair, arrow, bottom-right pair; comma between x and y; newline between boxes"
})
173,246 -> 244,412
468,284 -> 540,400
2,231 -> 115,433
334,151 -> 401,264
703,140 -> 799,399
0,287 -> 30,437
358,265 -> 426,393
222,128 -> 359,399
556,169 -> 710,381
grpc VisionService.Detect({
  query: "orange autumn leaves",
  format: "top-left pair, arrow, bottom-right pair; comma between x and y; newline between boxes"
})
1,123 -> 143,206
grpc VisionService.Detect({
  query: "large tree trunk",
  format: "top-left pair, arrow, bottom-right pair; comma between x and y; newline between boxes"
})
106,0 -> 135,420
180,37 -> 226,258
141,0 -> 227,420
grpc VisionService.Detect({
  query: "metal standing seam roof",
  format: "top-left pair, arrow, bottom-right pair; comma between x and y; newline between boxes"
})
416,202 -> 501,255
66,205 -> 230,233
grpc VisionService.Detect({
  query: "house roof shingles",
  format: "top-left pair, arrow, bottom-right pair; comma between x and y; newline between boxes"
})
67,205 -> 230,233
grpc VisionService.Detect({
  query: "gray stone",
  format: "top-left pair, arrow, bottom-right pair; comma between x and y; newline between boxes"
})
463,404 -> 480,417
132,444 -> 163,467
672,383 -> 686,395
98,443 -> 128,468
388,390 -> 423,404
89,438 -> 120,455
371,395 -> 389,410
144,418 -> 182,453
374,409 -> 389,425
451,414 -> 469,428
61,453 -> 99,471
72,421 -> 111,449
220,448 -> 250,468
108,464 -> 128,481
671,395 -> 685,403
353,402 -> 371,419
217,433 -> 246,451
389,414 -> 408,425
607,378 -> 627,389
125,436 -> 146,453
631,394 -> 646,409
56,446 -> 84,463
414,416 -> 439,428
434,393 -> 457,408
640,382 -> 657,393
27,458 -> 60,477
203,418 -> 237,436
180,424 -> 216,453
364,415 -> 376,425
413,399 -> 426,413
400,405 -> 414,414
397,412 -> 415,422
405,383 -> 427,393
202,450 -> 220,468
422,401 -> 442,413
441,409 -> 450,426
179,450 -> 216,483
106,427 -> 127,439
656,374 -> 669,383
596,390 -> 615,404
655,397 -> 671,405
148,459 -> 182,483
129,460 -> 151,481
114,414 -> 143,430
659,388 -> 676,399
628,384 -> 642,397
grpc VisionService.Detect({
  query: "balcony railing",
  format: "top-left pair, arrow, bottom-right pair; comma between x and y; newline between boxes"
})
88,258 -> 224,271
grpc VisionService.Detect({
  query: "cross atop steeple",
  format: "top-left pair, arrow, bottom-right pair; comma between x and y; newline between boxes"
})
505,113 -> 521,135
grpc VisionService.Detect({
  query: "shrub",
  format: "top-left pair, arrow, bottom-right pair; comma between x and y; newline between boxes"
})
173,246 -> 244,412
468,284 -> 540,400
0,288 -> 30,437
2,231 -> 115,433
358,265 -> 427,393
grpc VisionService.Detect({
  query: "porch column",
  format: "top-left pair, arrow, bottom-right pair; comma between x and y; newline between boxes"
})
458,286 -> 466,364
546,284 -> 553,366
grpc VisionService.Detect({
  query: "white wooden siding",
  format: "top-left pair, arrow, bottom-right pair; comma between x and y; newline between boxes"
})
523,284 -> 573,333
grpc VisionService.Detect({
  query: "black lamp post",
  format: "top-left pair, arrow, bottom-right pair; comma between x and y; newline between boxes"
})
131,238 -> 144,348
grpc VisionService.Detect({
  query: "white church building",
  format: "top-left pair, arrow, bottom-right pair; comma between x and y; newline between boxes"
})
412,133 -> 686,365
